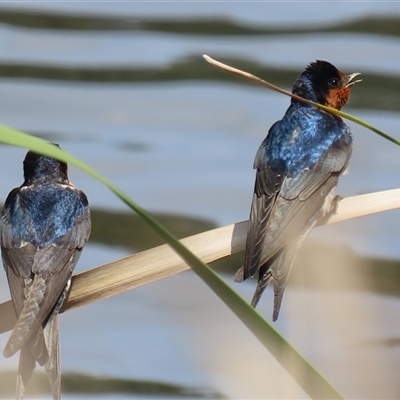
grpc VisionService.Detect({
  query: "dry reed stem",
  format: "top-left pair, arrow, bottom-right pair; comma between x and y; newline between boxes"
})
0,188 -> 399,334
203,54 -> 320,107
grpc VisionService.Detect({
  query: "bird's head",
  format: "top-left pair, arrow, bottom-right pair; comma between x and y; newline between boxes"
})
23,144 -> 69,185
292,60 -> 361,110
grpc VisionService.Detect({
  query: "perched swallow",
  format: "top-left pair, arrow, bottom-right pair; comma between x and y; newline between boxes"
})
234,60 -> 361,321
1,147 -> 91,399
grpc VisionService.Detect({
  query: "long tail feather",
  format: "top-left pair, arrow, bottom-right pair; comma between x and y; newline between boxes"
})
251,272 -> 273,308
272,247 -> 298,322
44,315 -> 61,400
16,347 -> 35,400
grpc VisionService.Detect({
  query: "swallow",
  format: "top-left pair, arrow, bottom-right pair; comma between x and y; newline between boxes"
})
1,146 -> 91,399
234,60 -> 361,321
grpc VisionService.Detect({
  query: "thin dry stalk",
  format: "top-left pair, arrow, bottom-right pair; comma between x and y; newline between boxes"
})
0,188 -> 400,334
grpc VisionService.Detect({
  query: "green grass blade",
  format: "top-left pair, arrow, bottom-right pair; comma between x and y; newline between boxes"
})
0,124 -> 343,398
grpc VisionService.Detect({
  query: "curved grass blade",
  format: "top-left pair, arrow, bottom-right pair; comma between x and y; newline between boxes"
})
0,124 -> 343,399
203,54 -> 400,146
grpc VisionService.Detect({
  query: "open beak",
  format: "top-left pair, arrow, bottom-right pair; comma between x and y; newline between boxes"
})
346,72 -> 362,87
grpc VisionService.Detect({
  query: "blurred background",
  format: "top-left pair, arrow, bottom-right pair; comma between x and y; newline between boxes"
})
0,1 -> 400,399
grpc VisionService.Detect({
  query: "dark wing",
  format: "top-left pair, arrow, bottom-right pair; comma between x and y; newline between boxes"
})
240,134 -> 352,282
237,142 -> 285,281
1,208 -> 91,357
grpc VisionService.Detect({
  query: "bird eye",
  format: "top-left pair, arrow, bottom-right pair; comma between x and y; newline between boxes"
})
329,77 -> 340,88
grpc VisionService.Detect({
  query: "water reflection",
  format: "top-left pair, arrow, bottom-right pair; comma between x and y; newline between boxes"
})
0,371 -> 226,399
0,57 -> 399,113
1,8 -> 400,37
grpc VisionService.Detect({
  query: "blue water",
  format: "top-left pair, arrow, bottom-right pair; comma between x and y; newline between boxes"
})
1,2 -> 400,399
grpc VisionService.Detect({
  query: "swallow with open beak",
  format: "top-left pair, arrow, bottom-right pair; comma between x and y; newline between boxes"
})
234,60 -> 361,321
